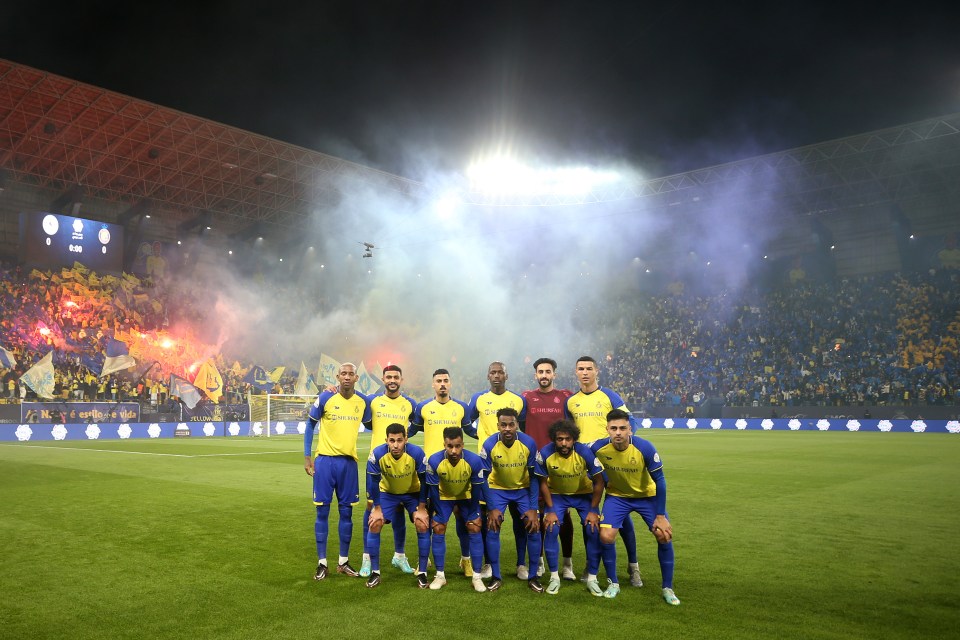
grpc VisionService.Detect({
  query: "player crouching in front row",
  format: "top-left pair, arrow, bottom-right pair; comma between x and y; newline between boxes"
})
425,427 -> 488,592
365,423 -> 431,588
592,409 -> 680,605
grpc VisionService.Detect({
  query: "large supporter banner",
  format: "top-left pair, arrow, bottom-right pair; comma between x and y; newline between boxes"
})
1,418 -> 958,442
21,402 -> 140,424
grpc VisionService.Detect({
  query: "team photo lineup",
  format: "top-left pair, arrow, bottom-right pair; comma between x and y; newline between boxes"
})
303,356 -> 679,605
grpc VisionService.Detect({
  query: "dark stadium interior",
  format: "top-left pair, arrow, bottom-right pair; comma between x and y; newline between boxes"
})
1,59 -> 959,427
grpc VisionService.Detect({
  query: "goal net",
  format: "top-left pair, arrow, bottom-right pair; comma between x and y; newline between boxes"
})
247,393 -> 315,437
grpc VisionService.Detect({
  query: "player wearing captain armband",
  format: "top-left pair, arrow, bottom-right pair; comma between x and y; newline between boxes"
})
364,423 -> 431,588
304,363 -> 372,581
565,355 -> 644,587
591,409 -> 680,605
424,427 -> 489,592
359,364 -> 419,578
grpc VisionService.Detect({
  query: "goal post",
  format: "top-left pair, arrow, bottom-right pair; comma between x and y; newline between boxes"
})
247,393 -> 316,437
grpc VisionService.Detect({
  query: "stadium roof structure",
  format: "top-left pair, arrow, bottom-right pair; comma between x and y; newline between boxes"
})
2,57 -> 959,236
0,59 -> 427,236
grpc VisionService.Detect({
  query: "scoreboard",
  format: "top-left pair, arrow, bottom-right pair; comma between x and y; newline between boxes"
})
20,212 -> 124,272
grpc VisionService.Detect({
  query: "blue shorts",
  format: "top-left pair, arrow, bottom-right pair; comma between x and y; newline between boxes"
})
599,495 -> 666,530
312,455 -> 359,506
379,492 -> 422,522
486,488 -> 536,516
549,493 -> 595,524
432,498 -> 480,525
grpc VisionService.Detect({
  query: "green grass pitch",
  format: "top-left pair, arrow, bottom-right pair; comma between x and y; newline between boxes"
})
1,430 -> 958,640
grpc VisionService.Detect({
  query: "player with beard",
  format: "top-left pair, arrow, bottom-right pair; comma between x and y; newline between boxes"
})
408,369 -> 473,576
364,423 -> 431,588
359,365 -> 419,578
424,427 -> 488,592
591,409 -> 679,604
522,357 -> 577,579
480,407 -> 543,593
534,419 -> 605,595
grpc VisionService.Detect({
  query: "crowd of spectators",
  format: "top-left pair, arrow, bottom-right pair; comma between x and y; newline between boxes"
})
596,269 -> 960,412
2,257 -> 958,417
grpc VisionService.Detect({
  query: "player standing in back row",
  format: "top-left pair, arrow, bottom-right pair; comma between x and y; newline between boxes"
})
565,355 -> 643,587
304,362 -> 371,580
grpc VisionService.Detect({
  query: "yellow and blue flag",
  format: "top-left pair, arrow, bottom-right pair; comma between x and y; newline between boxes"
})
295,361 -> 319,396
356,361 -> 381,396
101,337 -> 136,377
318,353 -> 340,386
170,374 -> 202,409
243,365 -> 274,391
21,351 -> 55,399
193,361 -> 223,404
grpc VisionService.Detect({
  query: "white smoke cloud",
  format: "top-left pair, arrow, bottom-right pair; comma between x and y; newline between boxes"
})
174,138 -> 791,398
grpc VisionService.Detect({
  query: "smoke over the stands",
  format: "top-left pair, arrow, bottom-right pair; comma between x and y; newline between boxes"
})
189,151 -> 789,394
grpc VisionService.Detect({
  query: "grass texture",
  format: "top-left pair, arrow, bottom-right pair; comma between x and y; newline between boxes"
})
1,430 -> 958,640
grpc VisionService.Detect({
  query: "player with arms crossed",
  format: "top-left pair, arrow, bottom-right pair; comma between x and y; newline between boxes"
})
565,354 -> 643,587
365,423 -> 431,588
360,364 -> 419,578
480,407 -> 543,593
534,418 -> 605,595
591,409 -> 679,604
424,427 -> 488,592
304,362 -> 371,580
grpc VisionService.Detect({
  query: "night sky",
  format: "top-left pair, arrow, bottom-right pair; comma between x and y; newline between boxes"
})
3,1 -> 959,179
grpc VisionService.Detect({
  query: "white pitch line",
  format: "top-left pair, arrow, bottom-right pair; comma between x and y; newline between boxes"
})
187,451 -> 300,457
0,443 -> 299,458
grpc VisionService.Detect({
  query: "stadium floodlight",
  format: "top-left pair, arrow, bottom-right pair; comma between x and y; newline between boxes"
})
466,154 -> 621,197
